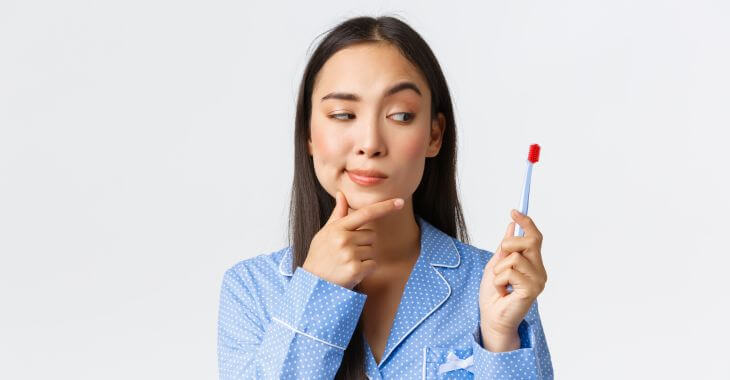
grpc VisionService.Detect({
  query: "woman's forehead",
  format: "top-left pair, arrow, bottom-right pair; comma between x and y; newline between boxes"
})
313,43 -> 429,99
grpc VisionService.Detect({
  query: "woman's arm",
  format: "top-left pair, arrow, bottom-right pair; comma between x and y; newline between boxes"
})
470,299 -> 554,379
469,211 -> 552,378
217,266 -> 366,379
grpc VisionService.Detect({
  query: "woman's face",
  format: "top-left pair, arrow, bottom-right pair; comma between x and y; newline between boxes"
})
308,42 -> 445,211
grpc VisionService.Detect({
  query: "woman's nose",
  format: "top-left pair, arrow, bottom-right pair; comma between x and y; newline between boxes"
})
358,146 -> 382,157
356,123 -> 385,157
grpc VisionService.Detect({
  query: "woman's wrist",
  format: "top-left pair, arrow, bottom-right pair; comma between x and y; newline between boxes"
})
480,324 -> 520,352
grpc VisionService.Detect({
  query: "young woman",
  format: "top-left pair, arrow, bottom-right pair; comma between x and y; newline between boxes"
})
218,15 -> 553,379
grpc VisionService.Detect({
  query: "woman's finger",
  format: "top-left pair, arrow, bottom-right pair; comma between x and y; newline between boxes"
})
493,268 -> 538,300
510,210 -> 543,242
493,251 -> 541,280
499,236 -> 543,267
339,197 -> 404,231
348,228 -> 376,246
353,245 -> 377,261
487,222 -> 514,273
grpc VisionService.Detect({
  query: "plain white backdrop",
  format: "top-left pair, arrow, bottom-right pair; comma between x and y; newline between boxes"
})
1,0 -> 728,378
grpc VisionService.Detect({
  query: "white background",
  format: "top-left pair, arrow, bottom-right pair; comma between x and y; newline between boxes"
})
1,0 -> 728,378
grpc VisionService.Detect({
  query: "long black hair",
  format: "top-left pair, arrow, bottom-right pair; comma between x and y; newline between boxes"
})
286,15 -> 470,379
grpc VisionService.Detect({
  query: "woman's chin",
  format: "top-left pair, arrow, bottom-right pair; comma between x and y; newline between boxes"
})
343,192 -> 396,210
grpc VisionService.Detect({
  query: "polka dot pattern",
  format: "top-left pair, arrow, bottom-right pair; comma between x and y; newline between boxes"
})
218,215 -> 554,379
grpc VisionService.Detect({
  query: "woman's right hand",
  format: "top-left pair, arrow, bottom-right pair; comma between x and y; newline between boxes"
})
302,191 -> 404,290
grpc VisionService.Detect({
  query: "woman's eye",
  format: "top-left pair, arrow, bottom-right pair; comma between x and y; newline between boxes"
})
330,113 -> 355,121
329,112 -> 414,122
390,112 -> 414,122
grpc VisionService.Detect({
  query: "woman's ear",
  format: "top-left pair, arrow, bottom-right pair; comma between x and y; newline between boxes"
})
307,137 -> 313,156
427,112 -> 445,157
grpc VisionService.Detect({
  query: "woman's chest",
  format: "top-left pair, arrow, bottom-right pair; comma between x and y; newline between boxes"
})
359,269 -> 412,364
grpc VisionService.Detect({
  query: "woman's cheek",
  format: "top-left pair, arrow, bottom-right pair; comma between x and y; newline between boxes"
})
401,132 -> 427,159
398,133 -> 428,189
319,135 -> 349,168
310,124 -> 349,188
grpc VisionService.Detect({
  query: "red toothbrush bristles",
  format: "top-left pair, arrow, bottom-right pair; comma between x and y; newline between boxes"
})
528,144 -> 540,163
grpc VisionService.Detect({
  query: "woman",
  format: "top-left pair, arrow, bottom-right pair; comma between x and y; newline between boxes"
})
218,15 -> 553,379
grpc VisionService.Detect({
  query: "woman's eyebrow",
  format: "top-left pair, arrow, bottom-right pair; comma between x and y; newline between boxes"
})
320,81 -> 422,102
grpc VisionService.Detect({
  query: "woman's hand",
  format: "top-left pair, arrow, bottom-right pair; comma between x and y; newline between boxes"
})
302,191 -> 404,290
478,209 -> 547,351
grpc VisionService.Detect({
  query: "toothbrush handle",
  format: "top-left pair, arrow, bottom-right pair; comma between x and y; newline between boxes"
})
515,160 -> 532,237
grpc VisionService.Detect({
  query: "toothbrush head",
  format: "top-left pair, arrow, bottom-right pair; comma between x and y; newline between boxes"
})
528,144 -> 541,164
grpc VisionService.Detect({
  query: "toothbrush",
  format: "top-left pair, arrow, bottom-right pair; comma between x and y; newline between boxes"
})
515,144 -> 541,237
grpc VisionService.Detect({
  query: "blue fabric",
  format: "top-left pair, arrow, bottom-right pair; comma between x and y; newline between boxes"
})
218,215 -> 554,379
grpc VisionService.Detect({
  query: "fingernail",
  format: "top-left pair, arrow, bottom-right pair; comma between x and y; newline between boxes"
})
512,209 -> 521,216
394,198 -> 404,208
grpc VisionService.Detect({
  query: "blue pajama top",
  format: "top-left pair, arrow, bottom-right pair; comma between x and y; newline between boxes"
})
217,215 -> 554,379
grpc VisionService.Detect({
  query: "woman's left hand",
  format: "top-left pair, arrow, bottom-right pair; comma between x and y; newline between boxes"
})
478,209 -> 547,350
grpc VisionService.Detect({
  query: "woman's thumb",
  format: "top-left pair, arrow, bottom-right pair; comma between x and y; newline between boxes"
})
327,191 -> 349,225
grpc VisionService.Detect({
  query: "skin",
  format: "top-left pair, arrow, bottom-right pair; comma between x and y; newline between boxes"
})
305,41 -> 548,359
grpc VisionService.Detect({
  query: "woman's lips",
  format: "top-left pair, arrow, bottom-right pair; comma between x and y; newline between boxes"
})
346,170 -> 386,186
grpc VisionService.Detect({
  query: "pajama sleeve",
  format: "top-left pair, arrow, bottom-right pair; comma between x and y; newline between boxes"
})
217,266 -> 366,379
470,299 -> 554,379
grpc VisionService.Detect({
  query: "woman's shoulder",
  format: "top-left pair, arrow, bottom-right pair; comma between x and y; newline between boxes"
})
221,245 -> 292,288
218,246 -> 294,322
450,238 -> 495,269
418,215 -> 494,271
